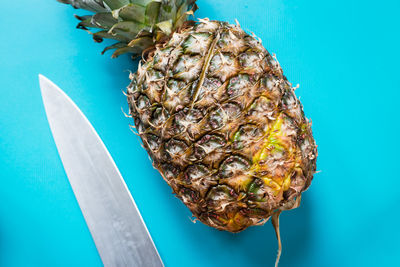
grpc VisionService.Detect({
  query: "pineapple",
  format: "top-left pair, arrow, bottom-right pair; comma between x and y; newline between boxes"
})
59,0 -> 317,264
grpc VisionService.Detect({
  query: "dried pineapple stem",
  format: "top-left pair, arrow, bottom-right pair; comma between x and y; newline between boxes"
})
272,210 -> 282,267
189,32 -> 220,110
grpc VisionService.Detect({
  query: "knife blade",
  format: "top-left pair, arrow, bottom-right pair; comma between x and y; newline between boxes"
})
39,74 -> 163,267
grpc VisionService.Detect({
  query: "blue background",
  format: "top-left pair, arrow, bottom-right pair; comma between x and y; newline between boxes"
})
1,1 -> 399,266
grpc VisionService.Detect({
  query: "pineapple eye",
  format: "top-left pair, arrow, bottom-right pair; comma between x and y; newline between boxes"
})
164,116 -> 185,137
147,69 -> 163,82
182,33 -> 212,55
192,78 -> 223,107
153,47 -> 173,72
167,79 -> 185,94
221,102 -> 241,118
172,54 -> 203,82
197,134 -> 225,152
136,95 -> 150,110
208,53 -> 238,82
258,74 -> 283,99
201,77 -> 222,94
193,134 -> 226,160
161,164 -> 180,181
206,185 -> 237,202
238,51 -> 264,71
145,134 -> 161,151
226,74 -> 251,98
248,96 -> 274,113
182,107 -> 203,123
219,155 -> 250,178
183,164 -> 210,184
208,102 -> 241,130
232,124 -> 262,150
217,31 -> 247,56
150,106 -> 169,126
165,139 -> 188,156
247,96 -> 277,122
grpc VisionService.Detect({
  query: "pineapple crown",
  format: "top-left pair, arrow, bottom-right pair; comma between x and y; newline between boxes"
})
58,0 -> 197,57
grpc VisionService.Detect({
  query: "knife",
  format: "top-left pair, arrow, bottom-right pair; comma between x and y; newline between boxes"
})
39,74 -> 163,267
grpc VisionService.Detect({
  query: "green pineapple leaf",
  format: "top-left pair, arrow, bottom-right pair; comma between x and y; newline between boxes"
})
59,0 -> 197,57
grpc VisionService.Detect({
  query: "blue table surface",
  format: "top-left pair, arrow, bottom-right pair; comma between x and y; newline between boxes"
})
1,1 -> 400,266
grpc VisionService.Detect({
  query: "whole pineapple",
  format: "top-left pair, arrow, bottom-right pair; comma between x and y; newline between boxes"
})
59,0 -> 317,264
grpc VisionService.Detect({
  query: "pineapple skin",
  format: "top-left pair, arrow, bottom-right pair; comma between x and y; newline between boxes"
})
128,19 -> 317,233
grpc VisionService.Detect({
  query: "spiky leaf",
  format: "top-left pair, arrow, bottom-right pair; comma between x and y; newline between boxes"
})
59,0 -> 197,57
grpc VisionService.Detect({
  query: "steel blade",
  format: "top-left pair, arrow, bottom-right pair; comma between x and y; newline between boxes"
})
39,74 -> 163,267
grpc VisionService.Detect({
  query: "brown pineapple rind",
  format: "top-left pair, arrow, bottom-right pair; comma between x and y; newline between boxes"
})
127,19 -> 317,232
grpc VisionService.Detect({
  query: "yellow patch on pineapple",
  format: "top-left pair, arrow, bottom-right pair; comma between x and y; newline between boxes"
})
261,177 -> 281,195
282,175 -> 291,191
249,114 -> 297,195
